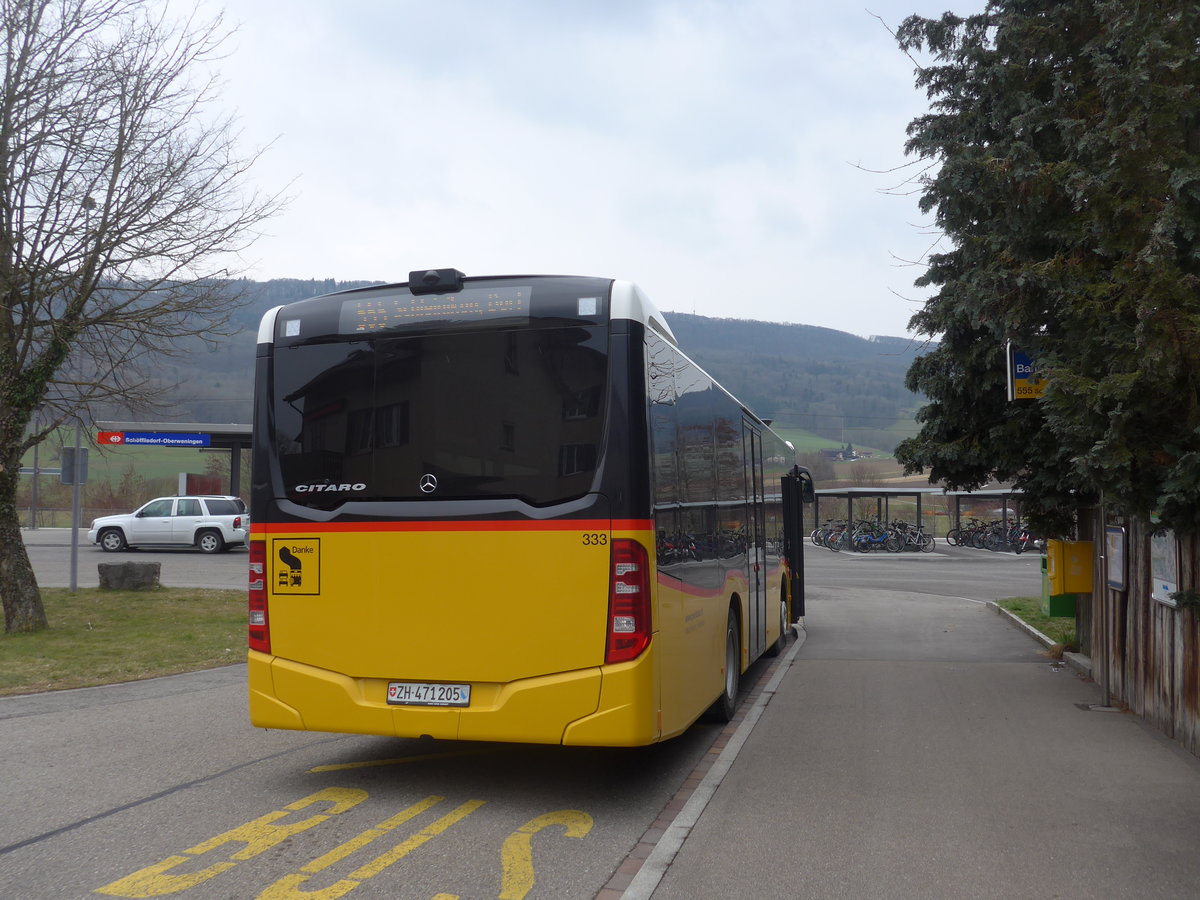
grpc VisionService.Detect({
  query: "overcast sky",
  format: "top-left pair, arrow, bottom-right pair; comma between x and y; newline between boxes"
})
199,0 -> 988,338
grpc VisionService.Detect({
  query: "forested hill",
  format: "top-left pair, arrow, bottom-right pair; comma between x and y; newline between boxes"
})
226,277 -> 386,329
663,313 -> 928,452
150,281 -> 928,452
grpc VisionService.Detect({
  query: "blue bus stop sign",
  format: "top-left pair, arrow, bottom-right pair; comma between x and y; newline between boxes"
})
1008,346 -> 1046,400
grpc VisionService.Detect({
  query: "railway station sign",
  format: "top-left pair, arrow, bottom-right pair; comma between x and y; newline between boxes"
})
97,431 -> 211,447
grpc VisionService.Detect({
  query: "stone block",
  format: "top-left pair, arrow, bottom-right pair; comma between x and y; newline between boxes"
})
98,562 -> 161,591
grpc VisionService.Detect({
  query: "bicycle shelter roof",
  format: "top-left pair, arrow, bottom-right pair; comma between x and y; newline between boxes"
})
813,485 -> 1025,535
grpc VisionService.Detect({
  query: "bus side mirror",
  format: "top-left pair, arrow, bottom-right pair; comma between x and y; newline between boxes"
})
791,466 -> 816,503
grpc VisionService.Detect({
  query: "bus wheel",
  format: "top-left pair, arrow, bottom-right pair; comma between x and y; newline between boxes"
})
706,608 -> 740,722
766,599 -> 788,657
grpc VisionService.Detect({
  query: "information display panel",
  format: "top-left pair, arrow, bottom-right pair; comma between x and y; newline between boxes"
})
339,285 -> 531,333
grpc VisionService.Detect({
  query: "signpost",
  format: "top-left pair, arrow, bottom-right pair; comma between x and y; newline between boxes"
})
1007,343 -> 1047,400
66,424 -> 88,591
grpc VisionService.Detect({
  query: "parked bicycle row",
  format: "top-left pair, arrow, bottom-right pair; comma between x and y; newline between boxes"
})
810,519 -> 935,553
945,519 -> 1042,554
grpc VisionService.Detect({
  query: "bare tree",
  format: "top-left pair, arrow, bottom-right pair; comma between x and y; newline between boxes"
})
0,0 -> 285,632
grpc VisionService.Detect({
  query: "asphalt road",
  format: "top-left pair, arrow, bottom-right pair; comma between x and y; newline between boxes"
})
21,527 -> 249,590
800,535 -> 1044,602
0,661 -> 732,899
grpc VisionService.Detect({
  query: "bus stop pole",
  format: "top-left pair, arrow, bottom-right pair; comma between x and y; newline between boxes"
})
70,423 -> 82,592
29,440 -> 39,529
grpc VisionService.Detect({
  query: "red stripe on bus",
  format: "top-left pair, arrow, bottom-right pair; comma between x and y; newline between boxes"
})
252,519 -> 653,535
657,575 -> 725,600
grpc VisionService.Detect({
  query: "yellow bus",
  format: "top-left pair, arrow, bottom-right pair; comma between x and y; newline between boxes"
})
248,269 -> 813,746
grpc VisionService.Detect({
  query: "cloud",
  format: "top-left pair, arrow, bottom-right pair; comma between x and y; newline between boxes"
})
206,0 -> 982,337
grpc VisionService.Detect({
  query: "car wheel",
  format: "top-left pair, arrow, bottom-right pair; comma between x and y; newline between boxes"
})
99,528 -> 127,552
196,530 -> 224,554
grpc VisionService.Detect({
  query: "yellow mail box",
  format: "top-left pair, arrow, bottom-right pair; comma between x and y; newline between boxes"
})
1046,540 -> 1093,594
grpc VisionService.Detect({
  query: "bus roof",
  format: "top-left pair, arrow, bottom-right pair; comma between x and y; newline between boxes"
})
256,274 -> 678,346
610,279 -> 677,345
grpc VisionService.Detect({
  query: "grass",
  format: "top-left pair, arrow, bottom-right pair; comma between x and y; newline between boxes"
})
23,438 -> 212,481
770,426 -> 838,454
0,587 -> 245,696
997,595 -> 1079,654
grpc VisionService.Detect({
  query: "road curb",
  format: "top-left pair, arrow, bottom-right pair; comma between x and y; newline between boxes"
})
985,601 -> 1055,649
604,624 -> 807,900
985,601 -> 1093,678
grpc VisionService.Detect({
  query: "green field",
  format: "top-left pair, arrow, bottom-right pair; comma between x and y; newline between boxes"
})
770,425 -> 840,454
20,433 -> 243,525
23,439 -> 216,482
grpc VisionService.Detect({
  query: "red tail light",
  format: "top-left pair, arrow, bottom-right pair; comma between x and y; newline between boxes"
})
606,539 -> 651,664
233,516 -> 242,530
248,540 -> 270,654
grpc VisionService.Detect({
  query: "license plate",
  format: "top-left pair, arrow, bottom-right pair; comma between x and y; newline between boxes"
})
386,681 -> 471,707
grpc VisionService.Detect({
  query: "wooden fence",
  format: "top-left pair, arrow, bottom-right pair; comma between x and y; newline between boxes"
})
1089,512 -> 1200,756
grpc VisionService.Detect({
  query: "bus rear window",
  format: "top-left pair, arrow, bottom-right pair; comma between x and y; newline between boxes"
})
272,327 -> 609,508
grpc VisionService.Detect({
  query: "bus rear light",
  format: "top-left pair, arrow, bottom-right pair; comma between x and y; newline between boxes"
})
248,540 -> 271,654
606,539 -> 651,664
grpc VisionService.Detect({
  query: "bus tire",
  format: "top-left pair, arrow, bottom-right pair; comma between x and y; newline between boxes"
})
706,608 -> 741,722
766,598 -> 788,657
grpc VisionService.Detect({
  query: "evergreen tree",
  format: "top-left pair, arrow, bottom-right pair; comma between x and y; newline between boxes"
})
893,1 -> 1200,535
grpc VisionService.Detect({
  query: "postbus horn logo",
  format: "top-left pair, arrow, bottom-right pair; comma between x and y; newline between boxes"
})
419,474 -> 438,494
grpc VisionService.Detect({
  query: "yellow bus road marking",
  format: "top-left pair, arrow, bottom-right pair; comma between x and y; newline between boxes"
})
351,800 -> 485,879
307,748 -> 501,773
96,790 -> 595,900
499,811 -> 594,900
259,799 -> 486,899
264,795 -> 442,888
96,788 -> 368,898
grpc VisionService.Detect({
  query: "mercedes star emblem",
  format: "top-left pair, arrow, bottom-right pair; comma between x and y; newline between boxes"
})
419,474 -> 438,493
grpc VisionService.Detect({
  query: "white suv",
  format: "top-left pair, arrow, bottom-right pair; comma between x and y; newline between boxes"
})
88,496 -> 248,554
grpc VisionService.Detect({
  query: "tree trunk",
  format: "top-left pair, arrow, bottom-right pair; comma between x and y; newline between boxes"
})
0,464 -> 48,633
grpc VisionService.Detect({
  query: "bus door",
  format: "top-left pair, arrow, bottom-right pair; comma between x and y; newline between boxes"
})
742,419 -> 766,658
781,466 -> 814,622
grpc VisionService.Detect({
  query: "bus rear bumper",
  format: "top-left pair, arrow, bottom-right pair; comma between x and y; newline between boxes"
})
249,650 -> 658,745
561,659 -> 660,747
